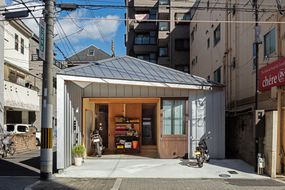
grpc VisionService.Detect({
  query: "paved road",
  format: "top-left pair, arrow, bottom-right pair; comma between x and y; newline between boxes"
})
28,178 -> 285,190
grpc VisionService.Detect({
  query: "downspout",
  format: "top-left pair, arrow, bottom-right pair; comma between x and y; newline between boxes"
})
224,0 -> 229,107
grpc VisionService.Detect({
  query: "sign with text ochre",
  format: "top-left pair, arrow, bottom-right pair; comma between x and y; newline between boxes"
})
259,57 -> 285,91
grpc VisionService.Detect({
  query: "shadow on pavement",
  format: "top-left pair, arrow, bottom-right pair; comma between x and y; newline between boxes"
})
0,158 -> 39,176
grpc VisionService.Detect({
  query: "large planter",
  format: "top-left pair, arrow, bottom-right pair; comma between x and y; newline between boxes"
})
74,157 -> 82,166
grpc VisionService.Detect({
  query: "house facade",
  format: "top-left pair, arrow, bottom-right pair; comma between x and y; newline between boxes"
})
56,56 -> 225,170
189,0 -> 285,176
3,20 -> 40,125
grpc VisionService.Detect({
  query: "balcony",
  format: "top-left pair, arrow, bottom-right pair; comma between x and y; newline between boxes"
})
134,0 -> 158,9
4,81 -> 40,111
158,57 -> 170,66
134,22 -> 157,31
133,44 -> 158,54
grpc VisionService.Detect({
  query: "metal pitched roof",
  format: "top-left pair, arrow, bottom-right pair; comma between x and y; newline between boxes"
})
60,56 -> 214,87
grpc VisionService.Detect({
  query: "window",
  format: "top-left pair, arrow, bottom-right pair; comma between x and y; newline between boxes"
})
175,13 -> 191,24
17,125 -> 27,132
137,53 -> 157,63
191,30 -> 194,42
214,67 -> 221,83
175,39 -> 189,51
88,49 -> 95,56
207,38 -> 210,48
149,9 -> 157,20
15,34 -> 19,51
159,47 -> 168,57
163,99 -> 186,135
159,22 -> 169,31
135,32 -> 157,45
159,0 -> 169,5
264,28 -> 276,57
6,125 -> 15,132
20,38 -> 24,54
214,24 -> 221,46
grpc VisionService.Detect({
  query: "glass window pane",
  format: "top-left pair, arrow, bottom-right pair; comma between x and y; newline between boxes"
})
173,100 -> 185,135
163,100 -> 172,135
159,22 -> 169,31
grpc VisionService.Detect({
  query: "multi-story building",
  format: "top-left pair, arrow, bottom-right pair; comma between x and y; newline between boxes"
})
0,0 -> 4,131
190,0 -> 285,176
125,0 -> 194,73
3,20 -> 40,124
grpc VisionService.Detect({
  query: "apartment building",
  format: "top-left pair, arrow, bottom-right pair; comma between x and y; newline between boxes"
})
125,0 -> 195,73
3,20 -> 40,125
190,0 -> 285,176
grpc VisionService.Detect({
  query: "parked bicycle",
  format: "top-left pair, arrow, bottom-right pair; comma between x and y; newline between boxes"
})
0,133 -> 16,158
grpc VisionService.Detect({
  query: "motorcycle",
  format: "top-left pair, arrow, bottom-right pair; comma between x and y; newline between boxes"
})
90,128 -> 104,157
194,131 -> 211,168
0,134 -> 16,158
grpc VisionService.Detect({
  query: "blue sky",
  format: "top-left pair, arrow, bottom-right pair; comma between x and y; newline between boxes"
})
5,0 -> 126,60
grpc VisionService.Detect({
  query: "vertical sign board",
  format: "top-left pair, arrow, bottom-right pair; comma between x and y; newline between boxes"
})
259,57 -> 285,91
39,18 -> 46,61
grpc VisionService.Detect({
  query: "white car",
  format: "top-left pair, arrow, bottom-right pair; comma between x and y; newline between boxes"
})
3,124 -> 41,146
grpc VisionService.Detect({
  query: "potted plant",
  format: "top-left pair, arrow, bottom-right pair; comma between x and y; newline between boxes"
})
72,144 -> 86,166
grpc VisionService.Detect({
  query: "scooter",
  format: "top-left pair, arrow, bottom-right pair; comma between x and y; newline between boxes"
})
90,128 -> 104,157
0,134 -> 16,158
194,131 -> 211,168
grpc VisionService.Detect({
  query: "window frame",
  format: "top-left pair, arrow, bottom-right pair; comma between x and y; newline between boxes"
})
162,98 -> 188,136
213,24 -> 221,46
20,38 -> 24,54
264,28 -> 276,57
15,34 -> 19,51
214,67 -> 221,83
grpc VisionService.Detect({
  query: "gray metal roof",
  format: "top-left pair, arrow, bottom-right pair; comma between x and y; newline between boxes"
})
60,56 -> 214,87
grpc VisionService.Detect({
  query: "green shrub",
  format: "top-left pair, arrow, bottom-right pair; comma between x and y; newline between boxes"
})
72,144 -> 86,157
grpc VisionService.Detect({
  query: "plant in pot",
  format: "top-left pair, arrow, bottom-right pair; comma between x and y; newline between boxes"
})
72,144 -> 86,166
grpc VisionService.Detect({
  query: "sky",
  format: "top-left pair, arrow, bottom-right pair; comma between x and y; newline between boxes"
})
4,0 -> 126,60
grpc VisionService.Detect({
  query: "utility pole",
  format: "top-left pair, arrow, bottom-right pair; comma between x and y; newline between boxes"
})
40,0 -> 55,180
254,0 -> 259,110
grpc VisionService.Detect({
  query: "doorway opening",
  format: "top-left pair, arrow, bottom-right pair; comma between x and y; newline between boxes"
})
95,104 -> 108,148
142,104 -> 157,145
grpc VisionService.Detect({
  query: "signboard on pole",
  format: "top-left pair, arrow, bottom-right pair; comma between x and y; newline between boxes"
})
259,57 -> 285,91
39,18 -> 46,61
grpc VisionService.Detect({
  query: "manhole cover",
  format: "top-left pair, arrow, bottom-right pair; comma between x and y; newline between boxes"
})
219,174 -> 231,178
228,171 -> 238,174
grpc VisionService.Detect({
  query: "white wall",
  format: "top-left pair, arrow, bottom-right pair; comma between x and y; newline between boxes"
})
4,22 -> 30,71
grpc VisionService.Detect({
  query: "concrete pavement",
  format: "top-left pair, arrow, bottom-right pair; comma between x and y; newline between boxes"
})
56,157 -> 268,179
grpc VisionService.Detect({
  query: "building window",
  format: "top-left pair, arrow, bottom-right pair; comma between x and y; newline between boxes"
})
264,28 -> 276,57
149,9 -> 157,20
159,22 -> 169,31
207,38 -> 210,48
175,39 -> 189,51
191,30 -> 194,43
175,13 -> 191,24
163,99 -> 186,135
135,32 -> 156,45
214,24 -> 221,46
159,47 -> 168,57
15,34 -> 19,51
137,53 -> 157,63
214,67 -> 221,83
159,0 -> 169,5
88,49 -> 95,56
20,38 -> 24,54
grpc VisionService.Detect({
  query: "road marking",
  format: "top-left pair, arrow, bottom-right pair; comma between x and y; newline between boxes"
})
23,180 -> 41,190
111,178 -> 122,190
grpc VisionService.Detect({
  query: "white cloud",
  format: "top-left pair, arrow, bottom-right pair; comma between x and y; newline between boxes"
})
55,9 -> 121,44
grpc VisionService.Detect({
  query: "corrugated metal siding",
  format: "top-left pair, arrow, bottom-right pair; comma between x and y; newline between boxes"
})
83,83 -> 191,98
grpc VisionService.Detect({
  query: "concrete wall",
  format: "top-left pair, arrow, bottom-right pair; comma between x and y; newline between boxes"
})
0,0 -> 4,131
264,111 -> 278,177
